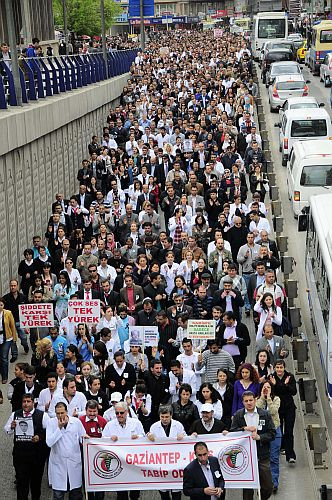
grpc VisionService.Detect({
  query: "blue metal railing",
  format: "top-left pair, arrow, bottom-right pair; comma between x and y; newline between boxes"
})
0,49 -> 138,109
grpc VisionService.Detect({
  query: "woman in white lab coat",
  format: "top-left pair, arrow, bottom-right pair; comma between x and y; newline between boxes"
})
46,401 -> 87,496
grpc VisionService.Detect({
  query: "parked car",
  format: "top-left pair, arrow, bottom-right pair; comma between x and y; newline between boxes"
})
297,39 -> 308,63
268,74 -> 310,112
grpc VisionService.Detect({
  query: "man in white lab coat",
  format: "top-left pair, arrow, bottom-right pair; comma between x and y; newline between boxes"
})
147,405 -> 186,500
46,401 -> 87,500
48,376 -> 87,418
102,401 -> 144,500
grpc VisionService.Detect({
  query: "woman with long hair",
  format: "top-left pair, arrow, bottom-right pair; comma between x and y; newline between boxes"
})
257,380 -> 281,493
64,345 -> 83,375
177,250 -> 198,286
192,214 -> 209,252
169,275 -> 192,303
253,349 -> 274,383
195,382 -> 223,420
31,337 -> 58,387
18,248 -> 36,296
190,258 -> 211,289
254,292 -> 282,340
28,274 -> 53,303
64,258 -> 81,292
75,323 -> 94,362
232,363 -> 260,415
128,179 -> 143,212
41,262 -> 57,293
53,271 -> 74,322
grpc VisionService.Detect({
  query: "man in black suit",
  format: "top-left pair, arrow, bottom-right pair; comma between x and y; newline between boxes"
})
52,194 -> 69,214
155,154 -> 173,190
230,391 -> 275,500
136,184 -> 156,213
99,279 -> 119,308
229,178 -> 248,203
76,184 -> 93,210
212,276 -> 244,322
76,278 -> 100,300
247,261 -> 266,306
167,294 -> 193,320
183,441 -> 225,500
54,240 -> 77,275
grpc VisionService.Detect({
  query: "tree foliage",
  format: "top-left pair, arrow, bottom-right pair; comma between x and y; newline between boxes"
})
53,0 -> 122,37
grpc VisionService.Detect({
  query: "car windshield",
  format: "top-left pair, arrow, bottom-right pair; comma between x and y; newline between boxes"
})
293,40 -> 303,49
320,30 -> 332,43
267,52 -> 292,62
290,119 -> 327,137
277,82 -> 304,90
290,103 -> 318,110
300,165 -> 332,186
272,65 -> 300,75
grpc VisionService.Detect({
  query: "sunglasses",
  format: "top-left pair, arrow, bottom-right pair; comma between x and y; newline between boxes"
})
115,411 -> 125,415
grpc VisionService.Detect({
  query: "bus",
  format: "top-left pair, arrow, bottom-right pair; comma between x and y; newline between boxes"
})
252,12 -> 288,60
298,193 -> 332,404
308,20 -> 332,75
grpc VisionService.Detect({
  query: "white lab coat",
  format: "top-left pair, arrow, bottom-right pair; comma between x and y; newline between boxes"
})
169,369 -> 197,402
46,416 -> 86,491
149,419 -> 186,438
48,391 -> 87,418
102,416 -> 144,437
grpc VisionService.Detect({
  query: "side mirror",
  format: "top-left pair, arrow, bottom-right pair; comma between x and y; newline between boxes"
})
319,102 -> 325,107
306,79 -> 311,83
298,212 -> 308,232
274,122 -> 281,127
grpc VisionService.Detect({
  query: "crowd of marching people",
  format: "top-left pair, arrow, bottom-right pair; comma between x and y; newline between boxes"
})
1,28 -> 298,500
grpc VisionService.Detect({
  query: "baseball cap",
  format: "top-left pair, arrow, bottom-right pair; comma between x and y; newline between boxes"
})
110,392 -> 122,403
200,403 -> 214,413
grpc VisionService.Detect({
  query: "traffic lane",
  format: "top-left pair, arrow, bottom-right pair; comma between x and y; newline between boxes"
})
257,72 -> 320,498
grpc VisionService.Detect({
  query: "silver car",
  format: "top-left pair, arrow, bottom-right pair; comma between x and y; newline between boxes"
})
265,61 -> 302,87
268,74 -> 310,112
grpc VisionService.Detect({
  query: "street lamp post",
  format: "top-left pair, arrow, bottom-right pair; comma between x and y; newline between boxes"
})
4,0 -> 22,106
62,0 -> 68,55
140,0 -> 145,51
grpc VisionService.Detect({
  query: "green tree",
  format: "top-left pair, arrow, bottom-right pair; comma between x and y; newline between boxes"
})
53,0 -> 122,37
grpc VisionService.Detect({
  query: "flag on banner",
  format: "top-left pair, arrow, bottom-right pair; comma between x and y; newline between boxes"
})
84,433 -> 259,492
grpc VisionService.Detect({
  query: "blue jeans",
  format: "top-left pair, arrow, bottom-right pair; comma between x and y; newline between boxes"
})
242,273 -> 252,311
270,426 -> 282,487
11,322 -> 29,356
0,339 -> 13,380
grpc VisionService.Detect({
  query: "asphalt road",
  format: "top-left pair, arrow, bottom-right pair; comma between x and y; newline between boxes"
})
0,62 -> 327,500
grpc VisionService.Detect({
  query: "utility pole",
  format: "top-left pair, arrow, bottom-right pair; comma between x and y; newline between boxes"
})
62,0 -> 68,55
100,0 -> 109,77
140,0 -> 145,51
4,0 -> 22,106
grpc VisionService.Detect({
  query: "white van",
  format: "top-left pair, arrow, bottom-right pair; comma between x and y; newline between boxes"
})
287,140 -> 332,216
277,108 -> 332,166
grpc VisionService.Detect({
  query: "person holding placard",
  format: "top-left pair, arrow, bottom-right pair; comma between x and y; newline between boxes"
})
4,392 -> 49,500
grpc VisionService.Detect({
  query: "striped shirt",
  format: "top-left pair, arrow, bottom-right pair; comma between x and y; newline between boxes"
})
196,350 -> 235,383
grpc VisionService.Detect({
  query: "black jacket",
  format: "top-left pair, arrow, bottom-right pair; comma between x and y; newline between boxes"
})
136,309 -> 158,326
139,370 -> 170,422
171,400 -> 199,434
183,456 -> 225,500
104,362 -> 136,398
217,322 -> 251,361
189,418 -> 227,435
11,381 -> 43,411
230,407 -> 275,460
212,289 -> 244,322
272,370 -> 297,413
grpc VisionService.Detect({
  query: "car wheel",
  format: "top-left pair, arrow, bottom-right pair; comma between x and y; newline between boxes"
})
279,143 -> 282,153
325,75 -> 331,87
282,155 -> 287,167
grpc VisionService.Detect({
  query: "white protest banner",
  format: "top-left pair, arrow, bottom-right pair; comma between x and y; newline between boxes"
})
84,433 -> 259,492
187,319 -> 216,339
19,303 -> 54,328
67,300 -> 100,324
144,326 -> 159,347
129,326 -> 144,346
